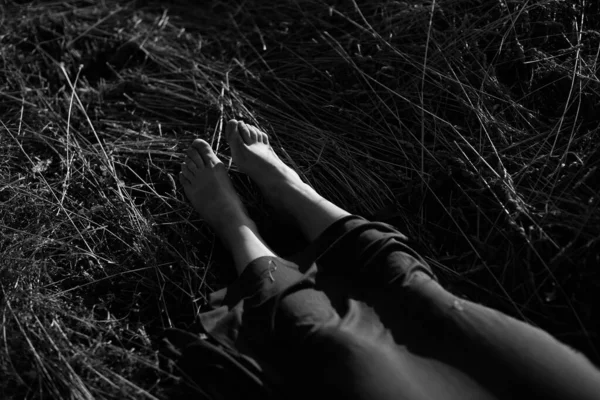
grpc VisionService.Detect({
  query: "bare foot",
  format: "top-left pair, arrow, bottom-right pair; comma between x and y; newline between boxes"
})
179,139 -> 253,235
225,120 -> 302,194
179,138 -> 277,273
225,119 -> 350,241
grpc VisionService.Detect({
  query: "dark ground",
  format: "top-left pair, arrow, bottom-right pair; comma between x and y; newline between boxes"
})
1,0 -> 600,398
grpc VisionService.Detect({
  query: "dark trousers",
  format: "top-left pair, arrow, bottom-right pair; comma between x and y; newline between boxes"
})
195,215 -> 600,400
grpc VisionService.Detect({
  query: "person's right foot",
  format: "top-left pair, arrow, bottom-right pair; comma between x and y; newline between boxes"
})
226,119 -> 351,241
225,119 -> 302,193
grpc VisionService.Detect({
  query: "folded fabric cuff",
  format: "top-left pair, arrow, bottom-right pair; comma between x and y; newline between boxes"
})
237,256 -> 306,308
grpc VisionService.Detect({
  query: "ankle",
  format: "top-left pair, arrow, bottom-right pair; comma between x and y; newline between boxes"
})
262,174 -> 310,199
215,211 -> 255,233
218,221 -> 263,256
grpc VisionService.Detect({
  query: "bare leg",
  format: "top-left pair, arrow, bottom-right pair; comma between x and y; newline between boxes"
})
179,138 -> 275,275
225,120 -> 350,242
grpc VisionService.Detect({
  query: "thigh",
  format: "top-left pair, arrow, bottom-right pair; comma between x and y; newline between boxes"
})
382,272 -> 600,400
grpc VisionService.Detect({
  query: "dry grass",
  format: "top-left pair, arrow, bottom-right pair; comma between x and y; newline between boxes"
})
1,0 -> 599,398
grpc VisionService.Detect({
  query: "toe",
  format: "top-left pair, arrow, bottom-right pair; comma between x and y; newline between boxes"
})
186,146 -> 205,169
238,122 -> 255,144
225,120 -> 236,142
259,129 -> 269,145
225,119 -> 238,140
181,161 -> 195,181
247,124 -> 261,143
226,121 -> 246,151
179,171 -> 190,186
251,125 -> 268,144
192,139 -> 221,166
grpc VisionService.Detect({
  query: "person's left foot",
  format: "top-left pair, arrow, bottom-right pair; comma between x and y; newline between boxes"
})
179,139 -> 252,234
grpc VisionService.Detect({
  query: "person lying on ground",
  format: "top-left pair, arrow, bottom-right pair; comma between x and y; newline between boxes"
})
170,119 -> 600,400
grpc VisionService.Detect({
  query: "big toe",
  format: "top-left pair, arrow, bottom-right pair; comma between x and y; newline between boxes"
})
226,119 -> 245,147
192,139 -> 221,167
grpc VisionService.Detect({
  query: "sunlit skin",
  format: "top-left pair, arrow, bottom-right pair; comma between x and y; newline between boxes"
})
180,119 -> 349,274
